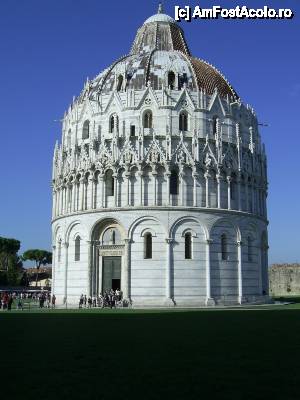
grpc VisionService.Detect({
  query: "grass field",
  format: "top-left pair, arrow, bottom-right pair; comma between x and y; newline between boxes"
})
1,301 -> 300,400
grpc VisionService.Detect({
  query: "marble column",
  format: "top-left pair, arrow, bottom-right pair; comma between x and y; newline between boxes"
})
80,178 -> 85,211
165,172 -> 171,206
205,239 -> 214,305
66,184 -> 71,213
237,174 -> 241,211
193,173 -> 198,207
56,189 -> 59,216
60,186 -> 64,215
98,251 -> 103,295
60,185 -> 65,215
122,239 -> 131,299
87,241 -> 93,297
60,187 -> 64,215
64,186 -> 67,213
204,171 -> 210,208
237,241 -> 243,304
216,174 -> 221,209
51,245 -> 56,296
152,169 -> 157,206
92,243 -> 97,296
125,171 -> 130,206
99,175 -> 104,208
165,238 -> 173,299
89,177 -> 95,209
227,176 -> 232,210
179,171 -> 184,206
63,242 -> 69,305
72,182 -> 77,212
52,190 -> 56,218
59,188 -> 63,215
95,246 -> 99,295
138,170 -> 143,206
114,173 -> 118,207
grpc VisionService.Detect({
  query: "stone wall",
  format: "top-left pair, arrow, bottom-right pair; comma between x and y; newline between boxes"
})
269,264 -> 300,296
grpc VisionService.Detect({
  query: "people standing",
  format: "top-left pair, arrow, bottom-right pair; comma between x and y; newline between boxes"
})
51,294 -> 56,309
88,297 -> 92,309
7,295 -> 13,311
17,296 -> 23,310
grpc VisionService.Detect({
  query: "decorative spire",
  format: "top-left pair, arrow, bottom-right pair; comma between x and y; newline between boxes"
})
158,2 -> 163,14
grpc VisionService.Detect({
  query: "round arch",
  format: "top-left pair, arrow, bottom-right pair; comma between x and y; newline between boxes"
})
65,220 -> 88,244
169,216 -> 209,241
128,216 -> 167,241
90,217 -> 127,242
208,217 -> 241,242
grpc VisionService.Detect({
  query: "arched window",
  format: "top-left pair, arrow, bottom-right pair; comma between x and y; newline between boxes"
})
105,170 -> 114,196
102,228 -> 121,245
168,71 -> 175,89
221,234 -> 228,261
170,171 -> 179,195
130,125 -> 136,137
178,73 -> 188,90
212,116 -> 218,135
144,233 -> 152,259
75,236 -> 81,261
179,112 -> 188,131
58,240 -> 62,263
109,115 -> 114,133
185,232 -> 192,259
117,75 -> 123,92
82,120 -> 90,139
247,236 -> 253,262
143,111 -> 153,128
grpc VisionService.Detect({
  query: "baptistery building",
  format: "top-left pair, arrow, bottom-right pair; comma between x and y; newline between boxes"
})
51,6 -> 269,306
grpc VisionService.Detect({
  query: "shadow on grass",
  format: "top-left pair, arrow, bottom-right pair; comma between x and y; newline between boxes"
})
1,308 -> 300,399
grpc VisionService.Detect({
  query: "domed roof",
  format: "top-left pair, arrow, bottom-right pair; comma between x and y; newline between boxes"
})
90,6 -> 238,100
144,4 -> 176,25
144,13 -> 176,25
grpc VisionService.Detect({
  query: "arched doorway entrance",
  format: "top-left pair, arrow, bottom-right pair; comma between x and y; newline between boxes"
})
90,219 -> 129,298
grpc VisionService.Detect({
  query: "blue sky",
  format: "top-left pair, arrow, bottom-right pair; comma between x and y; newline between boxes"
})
0,0 -> 299,264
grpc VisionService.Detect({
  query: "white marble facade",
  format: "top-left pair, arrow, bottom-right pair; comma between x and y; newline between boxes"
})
51,6 -> 269,306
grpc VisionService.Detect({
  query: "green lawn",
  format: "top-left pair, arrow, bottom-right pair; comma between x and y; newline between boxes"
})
1,303 -> 300,400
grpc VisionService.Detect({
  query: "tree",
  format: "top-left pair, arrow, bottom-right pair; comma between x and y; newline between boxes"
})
7,254 -> 23,286
22,249 -> 52,287
0,237 -> 20,271
0,236 -> 22,286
